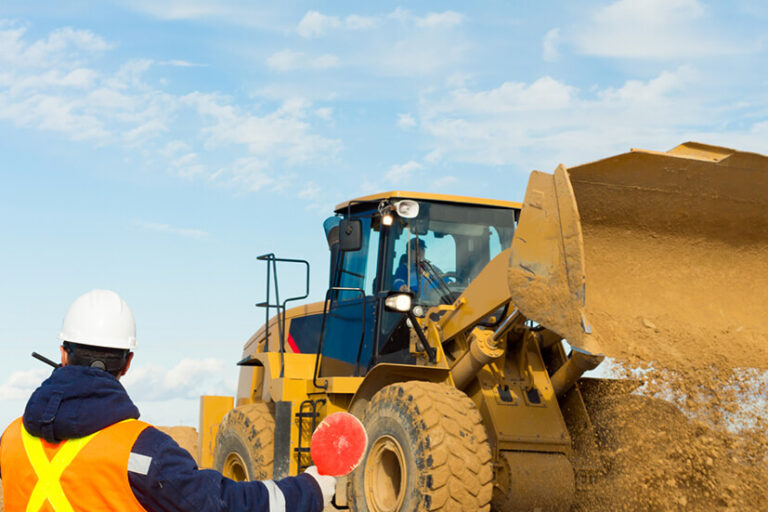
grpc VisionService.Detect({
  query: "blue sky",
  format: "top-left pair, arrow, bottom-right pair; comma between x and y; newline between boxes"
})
1,0 -> 767,428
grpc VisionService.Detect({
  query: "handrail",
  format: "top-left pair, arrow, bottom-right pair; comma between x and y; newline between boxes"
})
256,254 -> 310,378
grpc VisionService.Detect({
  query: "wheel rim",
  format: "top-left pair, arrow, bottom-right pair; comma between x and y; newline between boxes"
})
364,435 -> 407,512
222,452 -> 249,481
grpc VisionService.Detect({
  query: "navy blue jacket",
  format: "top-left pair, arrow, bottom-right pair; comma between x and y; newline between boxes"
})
1,365 -> 324,512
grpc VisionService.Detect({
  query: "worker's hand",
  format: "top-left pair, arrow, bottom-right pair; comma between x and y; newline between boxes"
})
304,465 -> 336,508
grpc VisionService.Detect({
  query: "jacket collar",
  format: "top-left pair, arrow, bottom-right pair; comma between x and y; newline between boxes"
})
23,365 -> 140,443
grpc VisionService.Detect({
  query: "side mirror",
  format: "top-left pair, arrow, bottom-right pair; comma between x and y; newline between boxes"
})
339,219 -> 362,251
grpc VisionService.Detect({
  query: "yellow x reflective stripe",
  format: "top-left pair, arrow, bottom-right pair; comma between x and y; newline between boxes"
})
20,420 -> 135,512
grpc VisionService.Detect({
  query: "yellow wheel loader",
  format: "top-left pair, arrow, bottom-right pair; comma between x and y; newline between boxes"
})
200,142 -> 768,511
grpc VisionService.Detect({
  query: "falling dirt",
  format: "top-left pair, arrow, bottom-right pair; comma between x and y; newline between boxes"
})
512,146 -> 768,510
566,149 -> 768,512
575,391 -> 768,512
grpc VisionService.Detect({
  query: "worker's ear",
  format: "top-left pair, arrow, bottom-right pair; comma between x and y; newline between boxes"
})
60,345 -> 69,366
119,352 -> 134,378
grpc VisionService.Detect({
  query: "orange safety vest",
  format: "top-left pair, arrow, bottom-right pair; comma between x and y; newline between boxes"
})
0,417 -> 150,512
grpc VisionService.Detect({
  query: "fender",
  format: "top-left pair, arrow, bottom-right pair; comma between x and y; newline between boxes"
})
348,363 -> 451,418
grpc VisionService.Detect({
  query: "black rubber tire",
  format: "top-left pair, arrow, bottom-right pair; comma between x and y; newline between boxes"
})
213,402 -> 275,481
349,381 -> 493,512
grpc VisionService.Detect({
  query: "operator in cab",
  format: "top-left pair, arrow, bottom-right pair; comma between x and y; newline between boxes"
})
393,237 -> 451,303
0,289 -> 335,512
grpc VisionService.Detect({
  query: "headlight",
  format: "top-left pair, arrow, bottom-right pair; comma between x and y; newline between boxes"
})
384,293 -> 413,312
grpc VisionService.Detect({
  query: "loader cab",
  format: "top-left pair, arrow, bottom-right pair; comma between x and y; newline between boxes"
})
318,192 -> 519,379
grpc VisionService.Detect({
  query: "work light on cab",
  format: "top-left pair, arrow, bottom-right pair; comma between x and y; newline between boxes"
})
384,292 -> 413,312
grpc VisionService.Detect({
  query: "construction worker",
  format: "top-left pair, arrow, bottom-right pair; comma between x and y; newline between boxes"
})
393,237 -> 429,293
393,238 -> 452,303
0,289 -> 335,512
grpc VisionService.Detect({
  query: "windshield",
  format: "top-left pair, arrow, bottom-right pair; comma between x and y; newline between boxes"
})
384,201 -> 517,306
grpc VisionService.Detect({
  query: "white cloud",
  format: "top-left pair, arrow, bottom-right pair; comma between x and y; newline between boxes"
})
160,140 -> 190,156
596,0 -> 703,23
388,8 -> 464,29
7,68 -> 98,94
298,181 -> 322,200
266,50 -> 340,71
159,59 -> 204,67
169,152 -> 205,177
297,11 -> 378,38
297,11 -> 342,38
314,107 -> 333,120
598,68 -> 693,103
415,11 -> 464,29
183,93 -> 340,167
379,37 -> 468,77
416,67 -> 768,170
312,54 -> 340,70
543,28 -> 560,62
122,358 -> 232,401
386,160 -> 423,182
574,0 -> 753,59
424,149 -> 442,164
0,369 -> 49,400
397,113 -> 417,129
7,26 -> 112,68
266,49 -> 304,71
438,76 -> 575,114
433,176 -> 457,188
225,157 -> 273,191
113,0 -> 281,30
0,23 -> 339,197
387,7 -> 411,24
136,221 -> 208,238
345,14 -> 377,30
124,118 -> 167,143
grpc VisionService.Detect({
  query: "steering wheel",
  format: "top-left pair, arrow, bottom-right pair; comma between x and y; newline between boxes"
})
419,262 -> 457,304
441,271 -> 458,283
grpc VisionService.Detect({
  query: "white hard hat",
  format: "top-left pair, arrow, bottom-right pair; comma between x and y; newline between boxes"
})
58,290 -> 136,350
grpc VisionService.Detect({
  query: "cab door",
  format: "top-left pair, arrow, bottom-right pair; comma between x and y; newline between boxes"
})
318,213 -> 381,378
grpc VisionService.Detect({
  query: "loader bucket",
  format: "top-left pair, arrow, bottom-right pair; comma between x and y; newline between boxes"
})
509,142 -> 768,369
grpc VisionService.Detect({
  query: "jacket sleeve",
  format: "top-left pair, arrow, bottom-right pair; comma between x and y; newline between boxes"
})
128,426 -> 324,512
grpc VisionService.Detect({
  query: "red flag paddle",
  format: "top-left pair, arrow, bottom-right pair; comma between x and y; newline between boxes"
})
310,412 -> 368,476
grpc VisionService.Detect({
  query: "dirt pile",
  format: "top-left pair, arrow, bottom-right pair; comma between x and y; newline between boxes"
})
574,227 -> 768,510
569,173 -> 768,510
577,389 -> 768,511
157,425 -> 199,464
583,226 -> 768,370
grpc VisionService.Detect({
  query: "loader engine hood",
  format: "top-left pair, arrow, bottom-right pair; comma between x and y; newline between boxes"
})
509,142 -> 768,369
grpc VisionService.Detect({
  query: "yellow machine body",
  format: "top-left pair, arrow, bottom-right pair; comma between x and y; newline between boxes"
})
200,143 -> 768,511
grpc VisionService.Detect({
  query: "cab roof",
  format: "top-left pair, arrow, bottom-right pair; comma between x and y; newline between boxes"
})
334,191 -> 521,213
